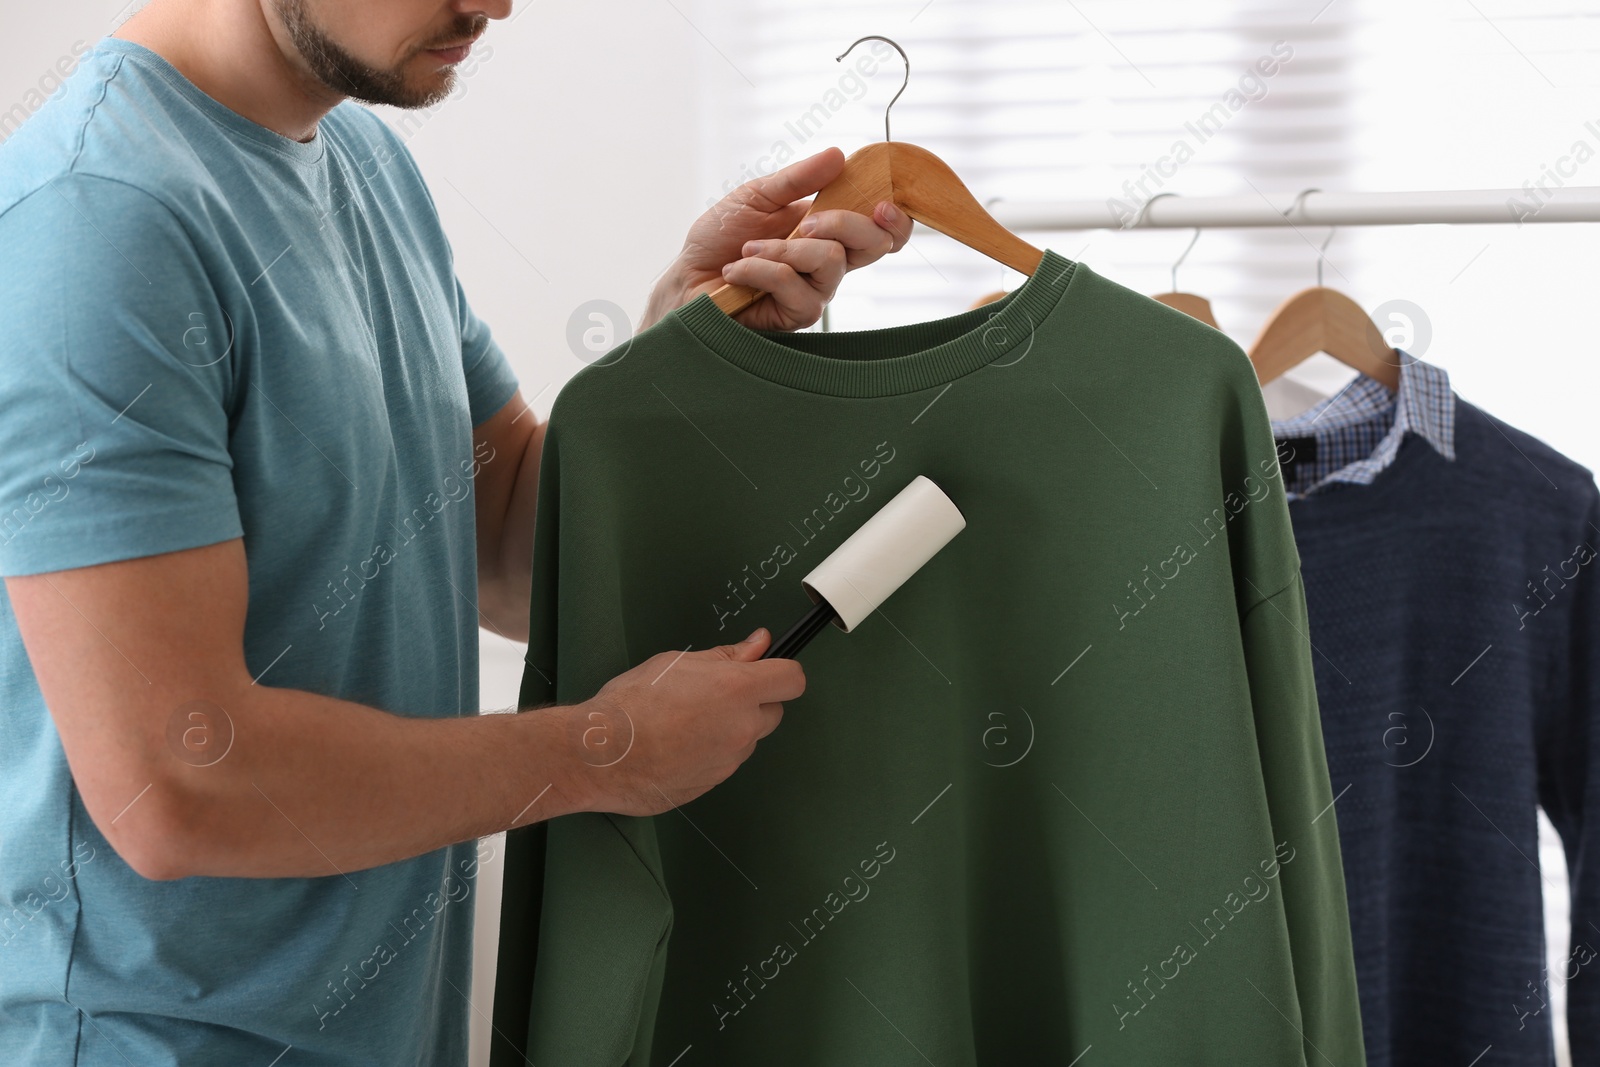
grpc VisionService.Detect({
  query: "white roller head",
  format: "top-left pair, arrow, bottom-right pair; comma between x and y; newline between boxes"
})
800,474 -> 966,633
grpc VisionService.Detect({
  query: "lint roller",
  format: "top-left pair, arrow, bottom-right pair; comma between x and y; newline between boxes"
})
760,474 -> 966,660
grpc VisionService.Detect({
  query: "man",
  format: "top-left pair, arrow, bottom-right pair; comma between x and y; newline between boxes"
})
0,0 -> 908,1063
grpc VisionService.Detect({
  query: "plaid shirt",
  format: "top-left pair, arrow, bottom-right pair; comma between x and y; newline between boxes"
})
1269,350 -> 1456,501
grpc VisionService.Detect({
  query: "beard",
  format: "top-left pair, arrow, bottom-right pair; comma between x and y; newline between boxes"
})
273,0 -> 485,109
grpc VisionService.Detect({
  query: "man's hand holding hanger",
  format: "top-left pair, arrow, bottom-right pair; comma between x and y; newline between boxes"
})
644,146 -> 913,332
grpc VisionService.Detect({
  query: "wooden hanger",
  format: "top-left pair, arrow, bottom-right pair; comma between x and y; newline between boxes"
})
1149,226 -> 1220,329
1152,292 -> 1219,327
969,290 -> 1008,309
1248,223 -> 1401,391
710,37 -> 1044,317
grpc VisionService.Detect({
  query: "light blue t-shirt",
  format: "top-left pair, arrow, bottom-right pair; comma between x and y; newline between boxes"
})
0,37 -> 522,1066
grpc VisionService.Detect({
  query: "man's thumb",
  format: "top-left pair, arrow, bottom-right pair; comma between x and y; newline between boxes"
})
727,627 -> 769,660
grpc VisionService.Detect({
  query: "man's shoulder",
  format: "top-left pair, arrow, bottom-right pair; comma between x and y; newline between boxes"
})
0,40 -> 207,227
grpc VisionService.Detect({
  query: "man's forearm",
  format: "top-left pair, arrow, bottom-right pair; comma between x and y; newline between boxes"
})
476,410 -> 545,643
135,685 -> 589,880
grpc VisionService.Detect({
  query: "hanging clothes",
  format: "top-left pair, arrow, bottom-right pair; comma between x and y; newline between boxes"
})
490,251 -> 1367,1066
1272,353 -> 1600,1067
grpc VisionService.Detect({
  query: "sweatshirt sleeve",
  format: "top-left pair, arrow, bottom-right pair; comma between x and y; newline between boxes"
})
488,410 -> 564,1067
1537,485 -> 1600,1065
1240,575 -> 1368,1065
1198,337 -> 1365,1063
489,405 -> 673,1067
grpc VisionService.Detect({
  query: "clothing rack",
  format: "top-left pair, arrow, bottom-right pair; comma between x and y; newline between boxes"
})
984,187 -> 1600,230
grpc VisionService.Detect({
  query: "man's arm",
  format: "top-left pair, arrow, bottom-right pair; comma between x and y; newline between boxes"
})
6,539 -> 801,881
474,389 -> 542,641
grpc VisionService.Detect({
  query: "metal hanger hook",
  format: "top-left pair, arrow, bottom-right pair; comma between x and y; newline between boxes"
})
1315,226 -> 1337,287
1133,190 -> 1177,230
1284,187 -> 1321,222
1283,188 -> 1330,286
837,36 -> 909,143
1171,227 -> 1202,292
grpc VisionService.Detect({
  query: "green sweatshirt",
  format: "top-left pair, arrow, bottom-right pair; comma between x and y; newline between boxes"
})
490,249 -> 1366,1067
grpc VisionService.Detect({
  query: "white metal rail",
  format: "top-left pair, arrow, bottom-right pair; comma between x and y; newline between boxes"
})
985,187 -> 1600,230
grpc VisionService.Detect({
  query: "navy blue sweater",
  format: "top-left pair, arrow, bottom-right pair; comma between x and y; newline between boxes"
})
1287,397 -> 1599,1066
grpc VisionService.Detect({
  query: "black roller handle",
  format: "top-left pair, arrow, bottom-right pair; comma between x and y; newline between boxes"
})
760,598 -> 840,660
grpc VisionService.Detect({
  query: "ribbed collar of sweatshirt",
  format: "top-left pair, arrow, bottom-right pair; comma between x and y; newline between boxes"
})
1269,350 -> 1456,501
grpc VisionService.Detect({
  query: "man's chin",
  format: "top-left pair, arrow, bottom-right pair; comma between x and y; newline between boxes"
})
389,66 -> 455,109
352,72 -> 453,110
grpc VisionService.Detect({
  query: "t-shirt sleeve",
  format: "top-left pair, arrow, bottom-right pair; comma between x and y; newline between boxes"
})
0,176 -> 243,577
457,274 -> 520,428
